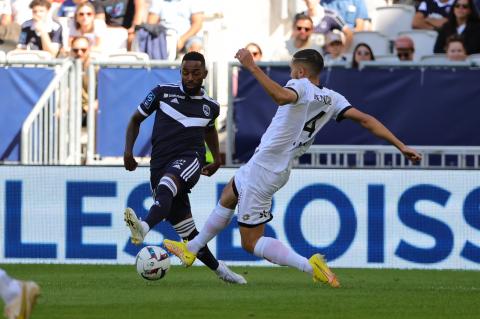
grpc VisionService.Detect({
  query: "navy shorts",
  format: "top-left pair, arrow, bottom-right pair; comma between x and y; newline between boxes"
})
150,154 -> 202,224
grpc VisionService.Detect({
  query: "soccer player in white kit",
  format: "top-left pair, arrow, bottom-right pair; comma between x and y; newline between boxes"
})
0,269 -> 39,319
165,48 -> 422,287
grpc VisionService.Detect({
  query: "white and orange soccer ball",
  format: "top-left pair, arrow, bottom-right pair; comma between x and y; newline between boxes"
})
135,246 -> 170,281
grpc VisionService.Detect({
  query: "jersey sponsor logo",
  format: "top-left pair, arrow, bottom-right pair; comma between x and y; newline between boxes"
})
203,104 -> 211,116
163,93 -> 185,99
144,92 -> 155,109
314,94 -> 332,105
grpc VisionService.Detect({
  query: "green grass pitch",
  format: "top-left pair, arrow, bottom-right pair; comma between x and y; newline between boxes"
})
1,264 -> 479,319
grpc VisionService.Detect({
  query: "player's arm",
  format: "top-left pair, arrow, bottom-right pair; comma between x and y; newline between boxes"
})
202,125 -> 221,176
343,107 -> 422,163
124,110 -> 146,171
235,48 -> 297,105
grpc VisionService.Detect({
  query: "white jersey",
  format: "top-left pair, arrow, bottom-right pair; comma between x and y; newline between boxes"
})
251,78 -> 351,173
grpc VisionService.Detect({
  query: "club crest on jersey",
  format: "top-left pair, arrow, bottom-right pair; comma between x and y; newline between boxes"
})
203,104 -> 211,116
143,92 -> 155,109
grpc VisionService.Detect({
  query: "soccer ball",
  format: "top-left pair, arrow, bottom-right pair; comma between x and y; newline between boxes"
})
135,246 -> 170,281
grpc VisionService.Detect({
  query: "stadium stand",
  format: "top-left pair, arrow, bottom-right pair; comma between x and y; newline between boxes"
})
469,53 -> 480,65
107,51 -> 150,62
373,4 -> 415,39
0,50 -> 5,63
6,49 -> 53,62
420,53 -> 449,63
349,31 -> 390,55
101,27 -> 128,53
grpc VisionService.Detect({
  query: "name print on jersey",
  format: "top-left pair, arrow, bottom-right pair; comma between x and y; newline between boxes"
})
314,94 -> 332,105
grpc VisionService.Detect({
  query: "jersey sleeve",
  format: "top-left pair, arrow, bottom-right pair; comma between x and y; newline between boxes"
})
207,102 -> 220,128
331,90 -> 352,122
137,86 -> 162,117
284,79 -> 309,105
416,1 -> 428,16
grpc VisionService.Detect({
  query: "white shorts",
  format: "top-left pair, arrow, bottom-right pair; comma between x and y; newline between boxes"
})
234,160 -> 290,227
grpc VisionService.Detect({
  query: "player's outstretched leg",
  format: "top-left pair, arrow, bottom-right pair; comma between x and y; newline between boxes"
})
309,254 -> 340,288
163,239 -> 197,267
124,207 -> 147,245
4,280 -> 40,319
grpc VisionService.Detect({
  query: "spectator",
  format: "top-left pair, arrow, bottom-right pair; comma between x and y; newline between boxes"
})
434,0 -> 480,54
323,29 -> 347,63
271,13 -> 322,61
67,2 -> 106,51
351,42 -> 375,68
445,34 -> 468,59
57,0 -> 92,18
413,0 -> 454,30
395,35 -> 415,61
147,0 -> 204,61
245,42 -> 263,61
303,0 -> 353,50
320,0 -> 370,31
17,0 -> 62,56
94,0 -> 145,50
0,0 -> 21,51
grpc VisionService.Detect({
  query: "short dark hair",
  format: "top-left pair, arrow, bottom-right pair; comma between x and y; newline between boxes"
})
445,34 -> 466,50
182,51 -> 206,68
29,0 -> 51,10
292,49 -> 324,75
293,13 -> 313,26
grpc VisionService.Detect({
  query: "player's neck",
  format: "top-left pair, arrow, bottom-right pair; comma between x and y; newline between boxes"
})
308,76 -> 320,86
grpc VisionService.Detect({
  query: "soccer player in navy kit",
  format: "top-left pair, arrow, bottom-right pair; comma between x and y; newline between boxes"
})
123,51 -> 246,284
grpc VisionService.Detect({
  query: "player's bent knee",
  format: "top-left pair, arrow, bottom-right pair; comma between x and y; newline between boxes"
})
219,180 -> 238,209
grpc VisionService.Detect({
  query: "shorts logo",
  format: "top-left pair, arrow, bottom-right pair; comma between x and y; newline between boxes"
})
259,210 -> 271,219
172,159 -> 186,169
203,104 -> 211,116
242,214 -> 250,221
144,92 -> 155,109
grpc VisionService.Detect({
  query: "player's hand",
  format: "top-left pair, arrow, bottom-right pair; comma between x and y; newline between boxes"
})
235,48 -> 256,71
401,147 -> 422,164
201,162 -> 221,176
124,152 -> 138,171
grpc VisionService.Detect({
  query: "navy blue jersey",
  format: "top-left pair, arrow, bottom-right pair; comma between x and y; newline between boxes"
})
138,82 -> 220,169
314,9 -> 347,34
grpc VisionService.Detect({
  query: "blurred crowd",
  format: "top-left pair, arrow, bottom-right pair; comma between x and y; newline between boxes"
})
1,0 -> 480,63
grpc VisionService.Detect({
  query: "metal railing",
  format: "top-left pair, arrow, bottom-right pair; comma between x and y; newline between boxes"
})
20,59 -> 82,164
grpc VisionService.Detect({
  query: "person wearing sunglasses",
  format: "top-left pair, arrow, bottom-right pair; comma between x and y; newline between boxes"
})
245,42 -> 263,61
395,35 -> 415,61
434,0 -> 480,54
272,13 -> 322,61
66,2 -> 106,52
351,42 -> 375,69
16,0 -> 62,56
413,0 -> 454,30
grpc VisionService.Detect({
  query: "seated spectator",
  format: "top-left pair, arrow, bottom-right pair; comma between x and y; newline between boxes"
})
351,42 -> 375,68
147,0 -> 204,61
94,0 -> 145,50
245,42 -> 263,61
57,0 -> 92,18
395,35 -> 415,61
184,36 -> 202,53
445,34 -> 468,60
434,0 -> 480,54
323,29 -> 347,63
0,0 -> 20,51
271,13 -> 323,61
303,0 -> 353,50
67,2 -> 106,51
70,35 -> 92,127
413,0 -> 454,30
17,0 -> 62,56
320,0 -> 370,31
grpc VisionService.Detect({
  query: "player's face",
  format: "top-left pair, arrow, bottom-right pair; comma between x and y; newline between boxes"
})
181,60 -> 207,96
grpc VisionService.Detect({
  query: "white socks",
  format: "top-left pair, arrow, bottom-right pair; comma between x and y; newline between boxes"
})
0,269 -> 21,304
187,203 -> 235,254
253,237 -> 313,274
140,221 -> 150,236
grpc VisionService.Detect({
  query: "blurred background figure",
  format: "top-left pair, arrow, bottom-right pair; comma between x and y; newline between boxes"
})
445,34 -> 468,60
323,29 -> 347,63
17,0 -> 62,57
245,42 -> 262,61
351,42 -> 375,68
395,35 -> 415,61
320,0 -> 370,31
57,0 -> 92,18
94,0 -> 145,50
67,2 -> 106,52
147,0 -> 204,60
413,0 -> 454,30
271,13 -> 322,61
302,0 -> 353,51
434,0 -> 480,54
